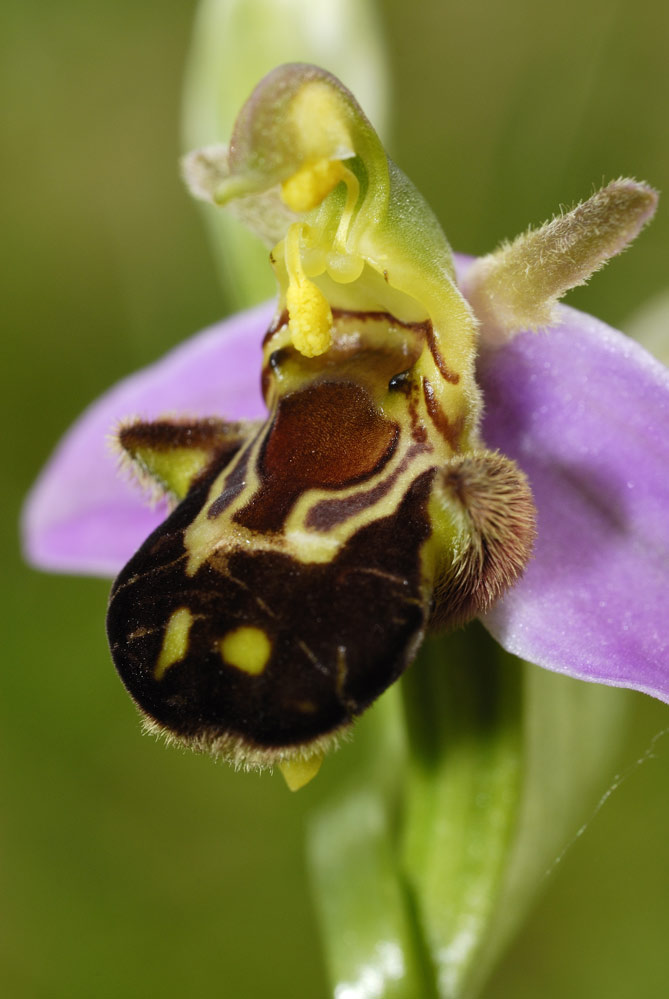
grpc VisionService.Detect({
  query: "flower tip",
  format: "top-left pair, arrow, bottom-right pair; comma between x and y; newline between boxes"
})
278,753 -> 324,791
464,178 -> 659,346
596,177 -> 659,248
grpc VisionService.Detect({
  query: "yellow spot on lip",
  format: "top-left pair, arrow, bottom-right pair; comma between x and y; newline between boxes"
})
278,754 -> 324,791
220,626 -> 272,676
155,607 -> 193,680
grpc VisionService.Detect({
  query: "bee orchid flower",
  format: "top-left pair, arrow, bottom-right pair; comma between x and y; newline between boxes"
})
22,65 -> 668,792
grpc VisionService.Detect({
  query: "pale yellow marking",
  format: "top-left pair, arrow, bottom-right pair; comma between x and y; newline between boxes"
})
220,626 -> 272,676
184,416 -> 438,580
279,754 -> 324,792
283,433 -> 436,554
183,434 -> 267,577
155,607 -> 193,680
137,446 -> 209,501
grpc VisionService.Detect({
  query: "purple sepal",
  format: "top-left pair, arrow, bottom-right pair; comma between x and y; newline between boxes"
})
479,306 -> 669,702
22,302 -> 273,576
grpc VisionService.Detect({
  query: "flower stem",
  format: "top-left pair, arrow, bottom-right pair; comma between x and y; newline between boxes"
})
308,624 -> 626,998
400,627 -> 524,999
309,780 -> 439,999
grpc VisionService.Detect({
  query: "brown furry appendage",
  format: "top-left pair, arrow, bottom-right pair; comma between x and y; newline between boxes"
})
430,450 -> 537,629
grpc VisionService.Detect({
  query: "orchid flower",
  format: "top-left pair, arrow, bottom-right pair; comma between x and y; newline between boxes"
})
22,64 -> 668,799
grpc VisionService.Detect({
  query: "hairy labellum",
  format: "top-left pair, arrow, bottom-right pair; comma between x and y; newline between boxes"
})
107,64 -> 539,786
108,307 -> 535,778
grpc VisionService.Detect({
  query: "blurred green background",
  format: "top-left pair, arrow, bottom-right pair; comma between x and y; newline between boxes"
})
3,0 -> 668,996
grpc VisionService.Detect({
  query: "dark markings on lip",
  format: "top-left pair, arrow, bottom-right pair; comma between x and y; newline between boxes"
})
234,380 -> 399,533
407,380 -> 428,445
261,346 -> 292,400
422,377 -> 463,451
207,446 -> 253,519
263,306 -> 435,345
426,324 -> 460,384
306,442 -> 429,531
107,467 -> 435,751
119,418 -> 238,453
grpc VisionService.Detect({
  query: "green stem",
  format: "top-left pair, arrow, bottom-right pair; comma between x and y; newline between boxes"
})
307,628 -> 524,999
309,782 -> 438,999
308,623 -> 626,999
400,627 -> 524,999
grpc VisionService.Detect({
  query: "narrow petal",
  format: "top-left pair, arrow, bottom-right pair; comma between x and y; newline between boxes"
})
463,180 -> 657,343
22,302 -> 274,576
478,306 -> 669,702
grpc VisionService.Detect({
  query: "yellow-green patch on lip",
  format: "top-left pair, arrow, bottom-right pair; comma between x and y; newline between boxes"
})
155,607 -> 193,680
220,626 -> 273,676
